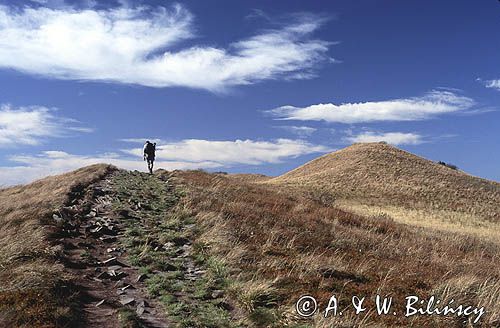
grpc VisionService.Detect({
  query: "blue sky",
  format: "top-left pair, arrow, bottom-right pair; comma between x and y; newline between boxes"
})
0,0 -> 499,185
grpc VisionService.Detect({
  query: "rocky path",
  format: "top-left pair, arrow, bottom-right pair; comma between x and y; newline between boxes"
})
58,172 -> 169,327
56,170 -> 231,327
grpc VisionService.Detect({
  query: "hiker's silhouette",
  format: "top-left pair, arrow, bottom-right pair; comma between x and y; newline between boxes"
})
143,141 -> 156,174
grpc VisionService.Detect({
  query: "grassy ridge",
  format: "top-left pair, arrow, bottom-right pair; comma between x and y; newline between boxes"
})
172,169 -> 500,327
1,160 -> 498,327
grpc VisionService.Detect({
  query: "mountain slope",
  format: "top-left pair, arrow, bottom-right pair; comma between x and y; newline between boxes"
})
1,165 -> 499,327
172,169 -> 500,327
268,142 -> 500,240
0,164 -> 115,327
270,142 -> 499,218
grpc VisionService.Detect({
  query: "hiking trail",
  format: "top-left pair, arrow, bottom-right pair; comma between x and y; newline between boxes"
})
57,170 -> 228,327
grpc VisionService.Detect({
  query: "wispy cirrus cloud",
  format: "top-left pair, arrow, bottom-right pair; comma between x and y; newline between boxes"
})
0,104 -> 91,147
266,90 -> 475,123
0,4 -> 332,92
0,138 -> 330,186
345,131 -> 423,145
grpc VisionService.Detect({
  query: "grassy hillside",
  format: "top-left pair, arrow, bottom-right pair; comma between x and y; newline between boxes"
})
0,164 -> 116,327
268,142 -> 500,241
170,169 -> 500,327
1,164 -> 498,327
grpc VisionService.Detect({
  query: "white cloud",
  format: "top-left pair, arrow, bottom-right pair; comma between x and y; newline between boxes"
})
485,80 -> 500,91
267,90 -> 475,123
345,132 -> 423,145
0,138 -> 330,186
122,138 -> 330,165
274,125 -> 316,137
0,151 -> 222,186
0,4 -> 331,92
0,104 -> 91,147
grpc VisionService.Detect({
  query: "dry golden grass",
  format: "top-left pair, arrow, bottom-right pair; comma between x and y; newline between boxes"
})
268,142 -> 499,240
335,200 -> 500,244
0,164 -> 115,327
2,148 -> 498,327
269,142 -> 499,219
169,169 -> 500,327
225,173 -> 273,183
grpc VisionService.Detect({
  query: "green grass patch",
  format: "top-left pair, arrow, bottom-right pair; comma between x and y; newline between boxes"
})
118,308 -> 145,328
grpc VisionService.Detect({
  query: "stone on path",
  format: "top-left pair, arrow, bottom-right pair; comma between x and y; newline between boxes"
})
136,300 -> 146,315
102,257 -> 117,265
211,290 -> 224,299
120,284 -> 134,291
96,271 -> 110,279
108,271 -> 127,280
52,214 -> 63,224
136,305 -> 145,315
119,296 -> 135,306
135,274 -> 146,282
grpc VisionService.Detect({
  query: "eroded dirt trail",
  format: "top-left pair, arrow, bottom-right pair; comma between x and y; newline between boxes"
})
57,170 -> 230,327
59,171 -> 171,327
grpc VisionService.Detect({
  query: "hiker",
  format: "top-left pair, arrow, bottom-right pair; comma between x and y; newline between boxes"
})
143,140 -> 156,174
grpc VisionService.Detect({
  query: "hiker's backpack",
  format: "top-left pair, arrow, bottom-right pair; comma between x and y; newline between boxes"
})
145,142 -> 155,155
